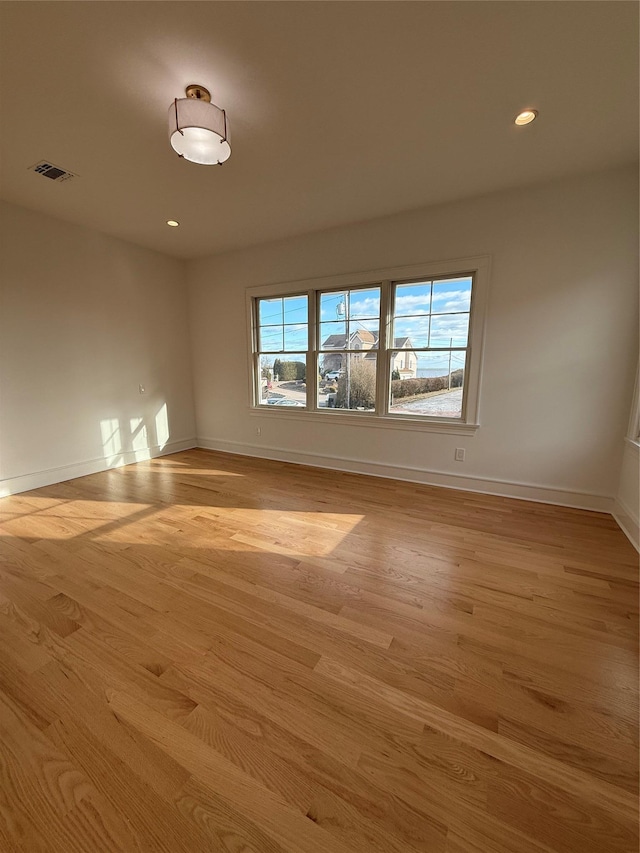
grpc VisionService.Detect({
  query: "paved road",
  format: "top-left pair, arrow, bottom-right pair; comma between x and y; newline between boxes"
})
266,383 -> 463,417
265,382 -> 308,404
390,388 -> 463,417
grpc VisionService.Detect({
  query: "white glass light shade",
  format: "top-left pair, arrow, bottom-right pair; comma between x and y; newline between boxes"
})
168,97 -> 231,165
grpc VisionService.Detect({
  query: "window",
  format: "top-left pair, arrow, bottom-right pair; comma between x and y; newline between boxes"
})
254,295 -> 309,407
389,276 -> 471,419
248,256 -> 489,431
318,287 -> 380,412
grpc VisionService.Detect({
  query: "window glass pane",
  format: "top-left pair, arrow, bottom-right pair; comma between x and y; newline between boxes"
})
390,345 -> 419,379
390,352 -> 466,418
429,313 -> 470,347
318,369 -> 340,407
258,354 -> 307,407
431,277 -> 472,313
259,298 -> 283,326
393,317 -> 429,350
258,295 -> 308,353
348,288 -> 381,320
320,291 -> 348,322
259,326 -> 284,352
394,282 -> 432,316
284,323 -> 308,351
327,353 -> 376,412
348,322 -> 379,348
320,286 -> 381,359
320,352 -> 344,377
320,288 -> 380,324
257,355 -> 277,403
284,295 -> 308,324
320,321 -> 347,349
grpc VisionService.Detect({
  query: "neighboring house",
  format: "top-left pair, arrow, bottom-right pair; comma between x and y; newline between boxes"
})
389,337 -> 417,379
321,329 -> 377,373
322,331 -> 417,378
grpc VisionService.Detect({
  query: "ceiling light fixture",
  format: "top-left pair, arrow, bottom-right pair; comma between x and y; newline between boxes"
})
166,220 -> 180,227
169,84 -> 231,165
514,109 -> 538,126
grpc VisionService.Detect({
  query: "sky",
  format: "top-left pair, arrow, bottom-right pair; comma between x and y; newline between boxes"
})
258,276 -> 472,373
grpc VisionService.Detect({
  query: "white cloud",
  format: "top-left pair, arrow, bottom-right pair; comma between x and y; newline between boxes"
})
443,299 -> 470,312
349,296 -> 381,318
352,319 -> 379,335
395,294 -> 431,313
431,288 -> 470,305
396,289 -> 471,315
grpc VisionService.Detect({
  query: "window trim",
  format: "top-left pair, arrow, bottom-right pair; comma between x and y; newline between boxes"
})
246,255 -> 491,432
626,362 -> 640,450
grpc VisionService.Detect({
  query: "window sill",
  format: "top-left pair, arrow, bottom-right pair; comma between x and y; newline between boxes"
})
250,407 -> 479,435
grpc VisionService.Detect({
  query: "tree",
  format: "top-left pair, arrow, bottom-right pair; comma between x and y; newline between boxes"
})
391,369 -> 401,381
272,358 -> 282,380
261,356 -> 273,380
278,360 -> 306,381
336,360 -> 376,409
450,368 -> 464,388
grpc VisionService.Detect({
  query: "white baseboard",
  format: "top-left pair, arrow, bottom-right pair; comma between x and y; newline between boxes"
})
0,438 -> 198,497
612,498 -> 640,553
196,437 -> 614,513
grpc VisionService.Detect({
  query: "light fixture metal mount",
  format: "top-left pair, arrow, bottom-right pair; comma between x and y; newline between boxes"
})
185,84 -> 211,102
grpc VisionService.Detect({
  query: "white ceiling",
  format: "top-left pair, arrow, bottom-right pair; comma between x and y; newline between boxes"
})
0,2 -> 637,260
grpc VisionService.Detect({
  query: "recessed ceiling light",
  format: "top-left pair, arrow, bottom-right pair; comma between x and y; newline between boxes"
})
166,220 -> 180,227
514,109 -> 538,126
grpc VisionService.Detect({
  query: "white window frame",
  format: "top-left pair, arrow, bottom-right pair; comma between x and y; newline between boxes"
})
626,362 -> 640,448
246,255 -> 491,435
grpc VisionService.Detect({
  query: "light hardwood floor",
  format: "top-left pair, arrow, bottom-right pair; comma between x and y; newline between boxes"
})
0,448 -> 637,852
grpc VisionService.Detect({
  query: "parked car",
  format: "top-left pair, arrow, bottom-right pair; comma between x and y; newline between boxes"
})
324,371 -> 341,381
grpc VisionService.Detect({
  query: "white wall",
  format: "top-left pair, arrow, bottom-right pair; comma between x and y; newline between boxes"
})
0,201 -> 196,494
188,166 -> 639,510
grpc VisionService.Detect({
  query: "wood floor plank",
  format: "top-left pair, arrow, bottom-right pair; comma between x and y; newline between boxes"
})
174,777 -> 291,853
313,656 -> 638,823
158,663 -> 449,852
181,702 -> 314,812
108,689 -> 358,853
486,765 -> 638,853
0,448 -> 637,852
32,659 -> 192,801
0,688 -> 141,852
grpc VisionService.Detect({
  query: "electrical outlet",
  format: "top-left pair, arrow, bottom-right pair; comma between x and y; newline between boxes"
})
455,447 -> 465,462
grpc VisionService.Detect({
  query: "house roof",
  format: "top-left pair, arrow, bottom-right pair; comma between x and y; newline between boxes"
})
324,331 -> 417,349
363,338 -> 416,360
322,329 -> 377,348
322,335 -> 348,349
0,3 -> 636,259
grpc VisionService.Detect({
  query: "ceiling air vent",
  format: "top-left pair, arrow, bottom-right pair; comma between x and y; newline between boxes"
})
29,161 -> 77,182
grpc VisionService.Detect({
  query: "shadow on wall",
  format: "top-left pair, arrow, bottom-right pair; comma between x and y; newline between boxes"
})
100,403 -> 170,468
